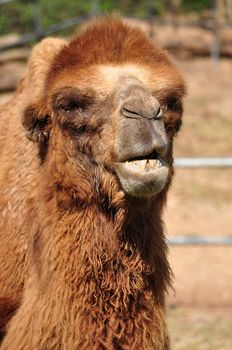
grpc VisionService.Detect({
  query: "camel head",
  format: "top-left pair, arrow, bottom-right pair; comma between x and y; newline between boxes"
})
23,19 -> 186,206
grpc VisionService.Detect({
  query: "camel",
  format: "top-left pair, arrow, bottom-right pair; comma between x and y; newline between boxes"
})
0,19 -> 185,349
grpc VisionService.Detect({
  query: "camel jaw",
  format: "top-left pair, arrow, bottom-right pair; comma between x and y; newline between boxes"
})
114,158 -> 169,197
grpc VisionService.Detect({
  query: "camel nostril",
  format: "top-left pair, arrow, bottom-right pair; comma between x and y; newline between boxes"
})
121,107 -> 141,119
121,101 -> 162,121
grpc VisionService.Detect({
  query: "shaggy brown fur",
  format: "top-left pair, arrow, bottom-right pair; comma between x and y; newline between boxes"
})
0,19 -> 185,349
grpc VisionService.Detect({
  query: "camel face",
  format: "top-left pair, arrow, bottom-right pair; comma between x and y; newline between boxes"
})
45,62 -> 179,198
23,20 -> 185,201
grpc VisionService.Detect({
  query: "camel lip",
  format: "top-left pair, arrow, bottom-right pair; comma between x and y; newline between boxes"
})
114,159 -> 169,197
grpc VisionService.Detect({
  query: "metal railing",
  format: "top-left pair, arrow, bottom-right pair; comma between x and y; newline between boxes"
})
174,157 -> 232,168
168,236 -> 232,245
0,0 -> 14,4
0,0 -> 230,63
0,0 -> 91,51
169,157 -> 232,245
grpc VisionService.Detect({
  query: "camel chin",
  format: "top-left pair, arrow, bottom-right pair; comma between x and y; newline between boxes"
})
115,158 -> 169,197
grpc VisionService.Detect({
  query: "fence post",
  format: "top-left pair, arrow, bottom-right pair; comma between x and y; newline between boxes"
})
33,0 -> 43,37
211,0 -> 220,64
91,0 -> 99,16
147,0 -> 154,38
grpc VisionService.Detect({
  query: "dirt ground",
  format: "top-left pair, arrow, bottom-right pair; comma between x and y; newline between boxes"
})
163,58 -> 232,307
0,32 -> 231,348
168,306 -> 232,350
165,57 -> 232,349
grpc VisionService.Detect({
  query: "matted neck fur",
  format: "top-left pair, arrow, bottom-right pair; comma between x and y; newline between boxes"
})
0,18 -> 186,350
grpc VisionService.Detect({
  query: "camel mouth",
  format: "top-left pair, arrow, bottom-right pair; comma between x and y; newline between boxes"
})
114,153 -> 169,197
122,158 -> 165,173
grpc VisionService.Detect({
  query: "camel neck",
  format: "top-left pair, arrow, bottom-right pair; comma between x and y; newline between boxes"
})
22,195 -> 171,349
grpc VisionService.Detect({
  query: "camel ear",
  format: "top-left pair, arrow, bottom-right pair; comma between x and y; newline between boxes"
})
22,37 -> 67,143
23,102 -> 51,143
25,37 -> 67,101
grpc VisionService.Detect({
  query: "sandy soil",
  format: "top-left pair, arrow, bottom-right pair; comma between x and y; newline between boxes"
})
168,306 -> 232,350
162,58 -> 232,309
164,57 -> 232,347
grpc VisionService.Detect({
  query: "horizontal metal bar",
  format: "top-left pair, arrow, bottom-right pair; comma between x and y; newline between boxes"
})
174,157 -> 232,168
43,15 -> 88,36
1,13 -> 232,51
0,0 -> 14,4
167,236 -> 232,245
0,15 -> 88,52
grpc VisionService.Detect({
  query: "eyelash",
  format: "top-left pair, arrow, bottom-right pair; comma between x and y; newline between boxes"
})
60,101 -> 84,114
162,98 -> 180,112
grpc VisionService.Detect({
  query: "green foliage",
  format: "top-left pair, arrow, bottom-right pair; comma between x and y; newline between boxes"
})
0,1 -> 34,35
182,0 -> 213,12
0,0 -> 214,37
0,0 -> 92,36
39,0 -> 91,28
94,0 -> 164,17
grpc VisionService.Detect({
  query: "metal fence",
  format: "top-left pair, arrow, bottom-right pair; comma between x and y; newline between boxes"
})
0,1 -> 231,245
168,235 -> 232,245
0,0 -> 230,63
0,0 -> 91,51
170,157 -> 232,245
175,157 -> 232,168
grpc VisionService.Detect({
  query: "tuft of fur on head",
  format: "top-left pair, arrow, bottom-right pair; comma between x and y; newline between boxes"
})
47,18 -> 183,85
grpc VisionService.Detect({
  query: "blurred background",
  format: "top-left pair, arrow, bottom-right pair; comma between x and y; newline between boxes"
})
0,1 -> 232,349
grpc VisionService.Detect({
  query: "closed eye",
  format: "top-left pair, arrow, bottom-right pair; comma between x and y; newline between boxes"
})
52,87 -> 94,115
58,99 -> 85,113
165,97 -> 182,113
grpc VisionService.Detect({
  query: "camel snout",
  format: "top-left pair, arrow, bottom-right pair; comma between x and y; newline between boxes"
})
121,97 -> 162,121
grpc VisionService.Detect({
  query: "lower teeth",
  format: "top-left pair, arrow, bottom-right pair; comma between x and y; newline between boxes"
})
125,159 -> 163,171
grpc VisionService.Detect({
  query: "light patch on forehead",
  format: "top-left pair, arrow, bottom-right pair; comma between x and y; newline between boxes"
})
50,62 -> 184,100
95,64 -> 184,97
97,64 -> 151,91
51,64 -> 151,98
